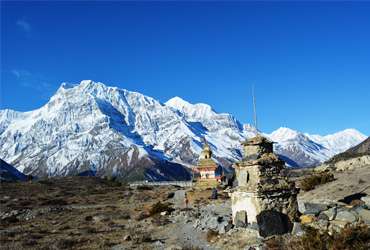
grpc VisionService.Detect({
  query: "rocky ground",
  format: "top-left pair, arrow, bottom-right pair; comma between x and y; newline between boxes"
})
0,177 -> 262,250
1,165 -> 370,250
300,164 -> 370,202
295,164 -> 370,233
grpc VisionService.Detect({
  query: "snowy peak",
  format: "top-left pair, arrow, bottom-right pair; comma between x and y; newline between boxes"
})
269,127 -> 301,142
309,128 -> 367,155
166,96 -> 214,119
165,96 -> 241,133
165,96 -> 193,110
323,128 -> 366,141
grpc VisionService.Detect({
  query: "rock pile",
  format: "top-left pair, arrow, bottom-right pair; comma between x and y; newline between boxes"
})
298,197 -> 370,234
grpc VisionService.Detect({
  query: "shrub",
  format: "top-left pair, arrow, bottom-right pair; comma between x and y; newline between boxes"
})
56,239 -> 78,249
38,179 -> 54,186
206,229 -> 219,242
300,172 -> 334,191
148,201 -> 174,216
333,223 -> 370,250
136,185 -> 153,191
40,198 -> 68,206
282,224 -> 370,250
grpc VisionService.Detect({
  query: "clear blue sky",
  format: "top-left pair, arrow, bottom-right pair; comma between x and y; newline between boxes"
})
1,2 -> 369,135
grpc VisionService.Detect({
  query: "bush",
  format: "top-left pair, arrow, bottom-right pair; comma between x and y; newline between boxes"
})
56,239 -> 79,249
40,198 -> 68,206
38,179 -> 54,186
282,224 -> 370,250
136,185 -> 153,191
333,223 -> 370,250
206,229 -> 219,242
300,172 -> 334,191
148,202 -> 174,216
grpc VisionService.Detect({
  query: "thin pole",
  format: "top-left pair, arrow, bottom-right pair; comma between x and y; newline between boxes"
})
252,84 -> 258,132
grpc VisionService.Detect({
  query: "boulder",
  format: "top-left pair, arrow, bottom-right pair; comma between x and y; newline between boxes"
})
361,196 -> 370,208
92,215 -> 109,222
160,211 -> 168,216
257,210 -> 293,237
335,209 -> 357,223
321,207 -> 337,221
291,222 -> 304,236
234,211 -> 248,228
309,219 -> 329,231
218,219 -> 233,234
298,201 -> 328,215
355,207 -> 370,225
317,213 -> 329,221
328,220 -> 348,234
300,214 -> 315,224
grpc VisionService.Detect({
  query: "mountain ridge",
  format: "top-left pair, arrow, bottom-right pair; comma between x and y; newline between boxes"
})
0,80 -> 366,179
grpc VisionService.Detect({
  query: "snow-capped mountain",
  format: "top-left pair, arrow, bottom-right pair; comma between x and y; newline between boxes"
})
0,80 -> 367,180
268,127 -> 332,167
267,127 -> 367,167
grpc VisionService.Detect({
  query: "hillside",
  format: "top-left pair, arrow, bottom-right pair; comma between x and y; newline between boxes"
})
0,159 -> 28,182
325,137 -> 370,165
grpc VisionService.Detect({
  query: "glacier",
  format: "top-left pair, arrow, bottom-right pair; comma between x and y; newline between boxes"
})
0,80 -> 367,180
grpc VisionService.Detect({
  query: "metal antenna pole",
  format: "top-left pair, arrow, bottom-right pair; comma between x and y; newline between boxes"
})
252,84 -> 258,133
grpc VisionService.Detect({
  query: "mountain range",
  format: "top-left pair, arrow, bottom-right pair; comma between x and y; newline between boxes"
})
0,80 -> 367,180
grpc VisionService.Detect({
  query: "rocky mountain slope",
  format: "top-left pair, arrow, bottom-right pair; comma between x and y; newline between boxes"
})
327,136 -> 370,164
0,159 -> 27,182
0,80 -> 366,180
315,136 -> 370,171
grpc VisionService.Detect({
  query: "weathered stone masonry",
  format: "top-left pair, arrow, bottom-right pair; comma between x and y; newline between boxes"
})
231,135 -> 299,237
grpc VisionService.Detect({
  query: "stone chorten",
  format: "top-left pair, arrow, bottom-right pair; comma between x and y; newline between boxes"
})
231,134 -> 299,237
197,140 -> 218,180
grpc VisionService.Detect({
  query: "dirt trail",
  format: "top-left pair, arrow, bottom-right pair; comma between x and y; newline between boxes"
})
172,190 -> 186,209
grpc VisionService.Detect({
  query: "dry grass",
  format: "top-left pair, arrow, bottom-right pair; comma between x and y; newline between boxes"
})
300,172 -> 335,191
206,229 -> 219,243
266,224 -> 370,250
0,177 -> 173,250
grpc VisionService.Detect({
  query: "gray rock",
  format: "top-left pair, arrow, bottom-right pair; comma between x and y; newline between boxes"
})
361,196 -> 370,208
322,207 -> 337,221
328,220 -> 348,234
355,207 -> 370,225
298,201 -> 328,215
318,213 -> 329,221
335,209 -> 357,223
291,222 -> 304,236
310,219 -> 329,231
92,215 -> 109,222
218,219 -> 233,234
111,244 -> 129,250
234,210 -> 247,228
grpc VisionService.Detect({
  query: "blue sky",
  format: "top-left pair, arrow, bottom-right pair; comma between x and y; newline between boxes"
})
1,2 -> 370,135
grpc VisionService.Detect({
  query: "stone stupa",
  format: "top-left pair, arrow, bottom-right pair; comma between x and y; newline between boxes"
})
231,134 -> 299,237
